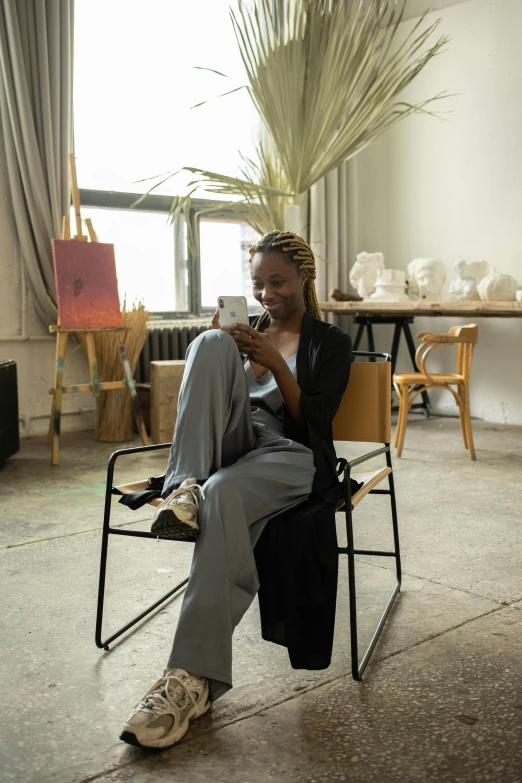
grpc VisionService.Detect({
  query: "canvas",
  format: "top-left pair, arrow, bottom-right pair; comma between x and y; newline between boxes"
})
52,240 -> 123,329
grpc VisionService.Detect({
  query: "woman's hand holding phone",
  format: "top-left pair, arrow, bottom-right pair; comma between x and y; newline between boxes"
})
228,324 -> 284,373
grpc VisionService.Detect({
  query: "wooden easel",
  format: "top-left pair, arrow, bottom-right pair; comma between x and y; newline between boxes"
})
48,155 -> 149,465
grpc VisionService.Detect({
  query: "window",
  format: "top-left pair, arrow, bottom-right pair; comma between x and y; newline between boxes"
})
73,0 -> 261,315
199,220 -> 261,309
74,207 -> 178,313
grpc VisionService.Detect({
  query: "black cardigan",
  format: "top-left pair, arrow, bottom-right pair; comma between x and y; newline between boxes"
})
254,310 -> 358,669
253,309 -> 356,500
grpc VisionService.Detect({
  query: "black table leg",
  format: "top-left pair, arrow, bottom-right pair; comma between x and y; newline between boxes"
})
353,321 -> 365,351
367,322 -> 376,361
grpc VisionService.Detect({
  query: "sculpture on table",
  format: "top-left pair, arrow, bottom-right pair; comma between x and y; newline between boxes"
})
476,268 -> 519,302
464,260 -> 490,284
370,269 -> 410,302
349,251 -> 385,299
407,258 -> 447,301
448,260 -> 482,301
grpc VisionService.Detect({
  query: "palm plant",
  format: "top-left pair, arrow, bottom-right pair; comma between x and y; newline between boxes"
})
139,0 -> 449,235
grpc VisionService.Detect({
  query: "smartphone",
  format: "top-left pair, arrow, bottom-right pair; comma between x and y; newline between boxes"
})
217,296 -> 249,328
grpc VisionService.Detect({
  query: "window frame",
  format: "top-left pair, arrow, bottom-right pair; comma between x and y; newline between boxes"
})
79,188 -> 254,320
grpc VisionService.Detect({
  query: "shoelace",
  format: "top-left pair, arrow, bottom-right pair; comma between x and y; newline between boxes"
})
166,482 -> 205,510
136,674 -> 197,716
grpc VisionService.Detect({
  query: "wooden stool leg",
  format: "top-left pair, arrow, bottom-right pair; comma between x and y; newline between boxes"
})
393,384 -> 402,447
395,384 -> 409,458
51,331 -> 69,466
118,337 -> 149,446
461,385 -> 476,461
394,384 -> 403,453
457,391 -> 469,450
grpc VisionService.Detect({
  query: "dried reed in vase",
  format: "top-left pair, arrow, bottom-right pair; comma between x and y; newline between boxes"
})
80,303 -> 149,442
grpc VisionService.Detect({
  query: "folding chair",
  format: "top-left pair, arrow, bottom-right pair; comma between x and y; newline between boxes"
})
96,441 -> 182,652
96,351 -> 401,683
333,351 -> 402,680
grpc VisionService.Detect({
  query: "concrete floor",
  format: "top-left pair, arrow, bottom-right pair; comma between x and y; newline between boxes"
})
1,417 -> 521,783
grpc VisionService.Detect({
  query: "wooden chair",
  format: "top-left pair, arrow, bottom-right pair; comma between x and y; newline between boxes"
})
393,324 -> 479,460
96,352 -> 402,682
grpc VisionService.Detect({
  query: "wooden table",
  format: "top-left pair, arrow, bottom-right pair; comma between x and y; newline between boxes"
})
319,300 -> 522,413
319,301 -> 522,318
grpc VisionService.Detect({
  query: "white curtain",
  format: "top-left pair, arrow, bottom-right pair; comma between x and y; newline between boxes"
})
0,0 -> 74,325
309,158 -> 360,328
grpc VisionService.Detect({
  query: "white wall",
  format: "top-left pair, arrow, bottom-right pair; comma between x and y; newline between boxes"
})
354,0 -> 522,425
0,145 -> 94,438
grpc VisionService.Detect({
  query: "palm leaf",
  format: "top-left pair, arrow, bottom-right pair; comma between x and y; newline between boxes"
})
136,1 -> 449,239
185,150 -> 293,239
230,0 -> 449,197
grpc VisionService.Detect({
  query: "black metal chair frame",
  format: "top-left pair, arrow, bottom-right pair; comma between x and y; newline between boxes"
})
95,350 -> 402,682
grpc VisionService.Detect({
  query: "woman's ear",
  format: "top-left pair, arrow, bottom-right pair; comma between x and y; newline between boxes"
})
301,270 -> 310,286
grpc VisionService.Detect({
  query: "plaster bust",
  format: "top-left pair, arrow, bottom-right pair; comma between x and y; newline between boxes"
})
448,260 -> 481,302
349,251 -> 385,299
408,258 -> 447,301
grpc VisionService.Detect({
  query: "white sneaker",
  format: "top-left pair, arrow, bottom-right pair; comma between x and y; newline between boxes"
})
120,668 -> 210,748
151,478 -> 205,541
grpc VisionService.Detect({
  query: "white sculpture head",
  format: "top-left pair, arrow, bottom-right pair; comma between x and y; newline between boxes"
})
349,251 -> 385,298
408,258 -> 447,300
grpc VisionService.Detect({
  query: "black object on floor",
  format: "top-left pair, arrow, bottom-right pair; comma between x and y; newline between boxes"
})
0,360 -> 20,465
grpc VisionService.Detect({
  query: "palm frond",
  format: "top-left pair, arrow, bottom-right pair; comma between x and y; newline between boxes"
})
136,0 -> 449,239
230,0 -> 449,196
190,85 -> 246,110
192,66 -> 230,77
155,144 -> 294,240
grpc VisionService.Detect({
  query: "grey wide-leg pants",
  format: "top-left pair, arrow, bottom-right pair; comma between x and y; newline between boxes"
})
163,330 -> 315,702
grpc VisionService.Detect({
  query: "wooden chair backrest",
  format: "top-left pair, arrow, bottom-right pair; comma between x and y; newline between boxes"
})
448,324 -> 478,379
333,360 -> 391,444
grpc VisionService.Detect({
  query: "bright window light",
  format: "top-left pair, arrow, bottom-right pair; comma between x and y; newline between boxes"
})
74,207 -> 177,312
200,220 -> 261,309
73,0 -> 258,196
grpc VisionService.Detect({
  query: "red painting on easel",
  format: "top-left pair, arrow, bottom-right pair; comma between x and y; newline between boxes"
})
52,239 -> 123,329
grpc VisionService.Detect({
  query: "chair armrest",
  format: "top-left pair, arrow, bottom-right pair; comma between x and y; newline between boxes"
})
107,442 -> 171,476
346,446 -> 390,470
109,442 -> 171,459
415,332 -> 462,344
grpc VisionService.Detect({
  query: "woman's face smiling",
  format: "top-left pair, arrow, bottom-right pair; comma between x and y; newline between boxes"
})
251,251 -> 306,320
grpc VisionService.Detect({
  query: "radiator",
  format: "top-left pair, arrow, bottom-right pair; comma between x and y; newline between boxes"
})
136,321 -> 211,383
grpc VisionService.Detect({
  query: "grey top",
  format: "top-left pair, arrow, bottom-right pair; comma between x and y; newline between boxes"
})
245,355 -> 311,452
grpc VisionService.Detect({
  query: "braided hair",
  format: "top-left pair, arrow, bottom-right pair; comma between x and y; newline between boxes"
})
248,231 -> 323,329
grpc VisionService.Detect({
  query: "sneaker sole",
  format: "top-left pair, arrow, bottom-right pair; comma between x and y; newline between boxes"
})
151,509 -> 200,542
120,698 -> 211,749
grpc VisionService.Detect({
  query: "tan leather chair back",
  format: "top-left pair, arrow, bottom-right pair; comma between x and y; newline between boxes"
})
333,360 -> 391,444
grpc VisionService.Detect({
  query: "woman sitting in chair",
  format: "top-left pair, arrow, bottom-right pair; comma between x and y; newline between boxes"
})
121,231 -> 354,749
